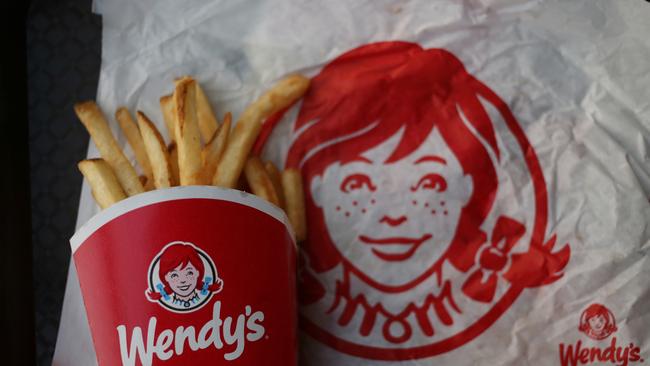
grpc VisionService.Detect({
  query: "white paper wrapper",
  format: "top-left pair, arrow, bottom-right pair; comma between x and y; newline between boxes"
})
54,1 -> 650,365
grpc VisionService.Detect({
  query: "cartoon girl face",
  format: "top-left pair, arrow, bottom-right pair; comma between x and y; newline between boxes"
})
578,304 -> 617,340
265,41 -> 569,357
311,127 -> 473,288
588,314 -> 607,333
147,241 -> 224,311
164,261 -> 199,297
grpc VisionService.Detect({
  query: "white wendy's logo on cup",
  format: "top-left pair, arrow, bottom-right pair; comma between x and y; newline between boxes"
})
146,241 -> 223,312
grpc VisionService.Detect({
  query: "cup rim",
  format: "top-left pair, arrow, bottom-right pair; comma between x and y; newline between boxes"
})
70,186 -> 294,253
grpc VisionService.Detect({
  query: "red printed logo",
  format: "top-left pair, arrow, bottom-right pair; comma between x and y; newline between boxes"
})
145,241 -> 224,313
558,304 -> 643,366
578,303 -> 617,341
257,41 -> 572,360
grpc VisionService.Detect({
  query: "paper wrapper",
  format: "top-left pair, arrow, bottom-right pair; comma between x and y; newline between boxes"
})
55,1 -> 650,365
69,187 -> 296,365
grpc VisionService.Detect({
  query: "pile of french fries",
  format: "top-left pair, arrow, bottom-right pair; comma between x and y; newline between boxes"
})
75,75 -> 308,241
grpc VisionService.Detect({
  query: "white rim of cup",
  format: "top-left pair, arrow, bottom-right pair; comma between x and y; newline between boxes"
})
70,186 -> 296,254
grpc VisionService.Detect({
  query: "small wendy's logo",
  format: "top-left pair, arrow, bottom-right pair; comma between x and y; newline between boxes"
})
146,241 -> 223,313
557,304 -> 641,365
578,303 -> 617,340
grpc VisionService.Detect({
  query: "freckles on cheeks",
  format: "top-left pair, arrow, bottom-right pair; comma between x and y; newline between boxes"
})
426,198 -> 450,216
336,201 -> 371,219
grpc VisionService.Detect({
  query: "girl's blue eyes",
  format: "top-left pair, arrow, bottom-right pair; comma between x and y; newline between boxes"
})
170,270 -> 194,278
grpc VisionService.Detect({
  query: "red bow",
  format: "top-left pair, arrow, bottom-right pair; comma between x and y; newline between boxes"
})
462,216 -> 570,303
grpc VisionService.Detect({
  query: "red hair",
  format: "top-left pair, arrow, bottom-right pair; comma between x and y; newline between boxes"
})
147,242 -> 219,301
579,304 -> 617,338
278,41 -> 504,285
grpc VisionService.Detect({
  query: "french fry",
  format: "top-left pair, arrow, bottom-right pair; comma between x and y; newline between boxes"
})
202,112 -> 231,183
195,81 -> 219,144
115,107 -> 153,182
136,111 -> 172,189
173,78 -> 203,185
139,175 -> 155,191
160,95 -> 176,143
244,156 -> 280,206
282,168 -> 307,242
264,161 -> 286,210
168,143 -> 180,186
78,159 -> 127,209
74,101 -> 144,196
213,74 -> 310,188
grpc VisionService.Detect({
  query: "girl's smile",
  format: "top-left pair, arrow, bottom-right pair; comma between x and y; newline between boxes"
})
358,233 -> 432,261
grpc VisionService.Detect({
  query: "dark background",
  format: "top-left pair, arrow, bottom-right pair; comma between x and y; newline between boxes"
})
2,0 -> 34,364
28,0 -> 101,363
27,1 -> 100,363
3,0 -> 100,364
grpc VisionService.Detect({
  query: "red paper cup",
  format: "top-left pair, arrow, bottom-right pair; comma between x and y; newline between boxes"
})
70,186 -> 297,366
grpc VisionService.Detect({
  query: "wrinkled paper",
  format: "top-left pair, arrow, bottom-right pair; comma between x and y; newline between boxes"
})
54,1 -> 650,365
